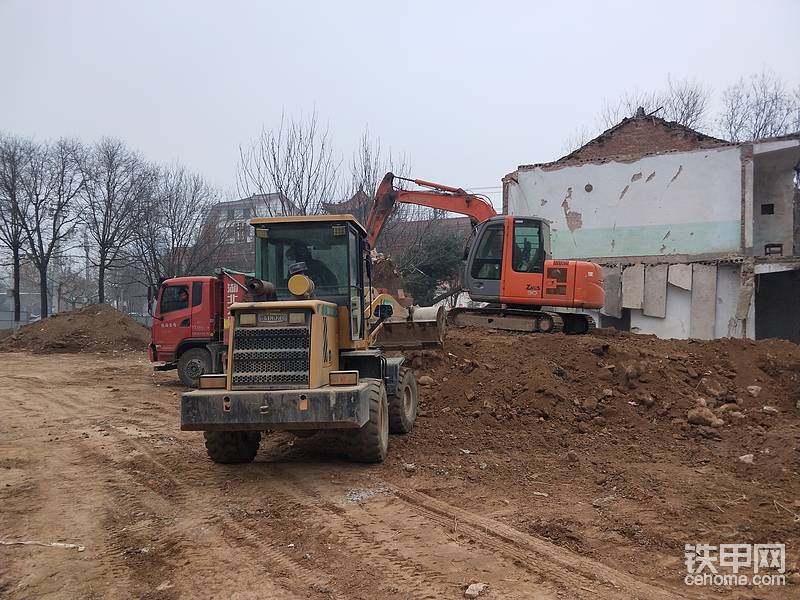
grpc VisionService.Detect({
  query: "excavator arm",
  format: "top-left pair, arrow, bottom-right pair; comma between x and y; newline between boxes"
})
366,172 -> 497,247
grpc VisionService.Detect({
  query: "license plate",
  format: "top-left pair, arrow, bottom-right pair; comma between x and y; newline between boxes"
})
258,312 -> 287,323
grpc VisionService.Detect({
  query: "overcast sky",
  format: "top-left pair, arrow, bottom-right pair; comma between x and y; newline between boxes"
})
2,0 -> 798,207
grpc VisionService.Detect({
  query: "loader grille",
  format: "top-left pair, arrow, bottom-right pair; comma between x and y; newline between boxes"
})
231,325 -> 310,389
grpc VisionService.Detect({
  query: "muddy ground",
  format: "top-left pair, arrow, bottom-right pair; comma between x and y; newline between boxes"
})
1,325 -> 799,599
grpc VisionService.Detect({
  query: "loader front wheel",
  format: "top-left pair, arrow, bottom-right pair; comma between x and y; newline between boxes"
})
350,379 -> 389,463
388,368 -> 418,434
203,431 -> 261,464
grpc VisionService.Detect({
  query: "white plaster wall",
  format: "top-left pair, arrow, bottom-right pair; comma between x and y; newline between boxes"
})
714,265 -> 744,338
630,286 -> 691,339
627,264 -> 752,340
506,147 -> 743,259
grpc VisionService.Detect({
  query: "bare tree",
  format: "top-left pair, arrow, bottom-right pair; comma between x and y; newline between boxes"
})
598,76 -> 710,130
131,164 -> 227,286
346,128 -> 440,262
77,138 -> 150,303
792,85 -> 800,133
718,70 -> 800,142
599,89 -> 663,129
560,125 -> 595,155
17,139 -> 84,317
238,111 -> 339,216
0,134 -> 32,323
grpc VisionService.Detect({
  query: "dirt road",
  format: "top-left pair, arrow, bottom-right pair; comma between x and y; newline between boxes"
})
0,346 -> 797,599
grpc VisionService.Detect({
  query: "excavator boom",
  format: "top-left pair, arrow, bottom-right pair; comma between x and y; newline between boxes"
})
366,172 -> 496,247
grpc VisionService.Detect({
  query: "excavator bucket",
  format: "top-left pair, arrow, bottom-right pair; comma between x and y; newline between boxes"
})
372,305 -> 446,350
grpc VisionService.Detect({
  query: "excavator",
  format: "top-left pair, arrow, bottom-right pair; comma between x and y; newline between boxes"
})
366,172 -> 605,334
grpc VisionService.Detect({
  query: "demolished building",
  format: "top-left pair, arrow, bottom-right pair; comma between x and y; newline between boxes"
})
503,109 -> 800,343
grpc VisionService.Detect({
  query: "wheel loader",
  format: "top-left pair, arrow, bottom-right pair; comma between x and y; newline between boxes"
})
180,215 -> 444,464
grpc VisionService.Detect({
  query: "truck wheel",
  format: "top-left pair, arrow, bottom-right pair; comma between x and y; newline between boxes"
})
203,431 -> 261,464
178,348 -> 211,388
388,367 -> 418,434
350,379 -> 389,463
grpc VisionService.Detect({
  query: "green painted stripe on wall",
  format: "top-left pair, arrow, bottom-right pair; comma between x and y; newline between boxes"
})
552,220 -> 741,259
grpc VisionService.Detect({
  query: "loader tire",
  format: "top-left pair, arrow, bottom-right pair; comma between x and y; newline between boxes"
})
178,348 -> 211,388
350,379 -> 389,463
203,431 -> 261,464
388,367 -> 418,434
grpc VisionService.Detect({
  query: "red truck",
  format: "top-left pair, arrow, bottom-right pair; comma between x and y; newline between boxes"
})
148,269 -> 250,387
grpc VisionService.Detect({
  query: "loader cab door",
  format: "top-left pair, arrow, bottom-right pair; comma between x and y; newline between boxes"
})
463,218 -> 505,302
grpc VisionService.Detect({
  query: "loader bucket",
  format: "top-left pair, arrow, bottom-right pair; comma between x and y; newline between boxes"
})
373,305 -> 446,350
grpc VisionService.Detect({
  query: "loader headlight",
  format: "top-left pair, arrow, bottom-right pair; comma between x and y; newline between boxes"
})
288,312 -> 306,325
329,371 -> 359,386
199,374 -> 226,389
239,313 -> 257,326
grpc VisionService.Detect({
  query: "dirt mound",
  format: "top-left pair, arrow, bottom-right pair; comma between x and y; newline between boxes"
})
0,304 -> 150,354
391,326 -> 800,572
406,327 -> 800,428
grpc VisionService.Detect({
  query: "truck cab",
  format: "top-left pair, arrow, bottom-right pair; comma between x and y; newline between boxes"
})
149,271 -> 248,387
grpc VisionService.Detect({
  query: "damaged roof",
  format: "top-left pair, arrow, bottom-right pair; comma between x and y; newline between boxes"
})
517,108 -> 731,172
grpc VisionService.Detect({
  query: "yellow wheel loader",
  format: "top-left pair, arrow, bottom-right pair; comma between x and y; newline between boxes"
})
180,215 -> 444,463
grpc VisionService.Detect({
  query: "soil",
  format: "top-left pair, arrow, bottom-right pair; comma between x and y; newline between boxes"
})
0,304 -> 149,354
1,326 -> 798,599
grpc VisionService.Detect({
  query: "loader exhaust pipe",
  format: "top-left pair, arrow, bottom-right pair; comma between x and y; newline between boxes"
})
244,278 -> 278,302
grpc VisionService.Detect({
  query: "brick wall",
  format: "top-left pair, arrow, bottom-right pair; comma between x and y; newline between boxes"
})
555,117 -> 728,167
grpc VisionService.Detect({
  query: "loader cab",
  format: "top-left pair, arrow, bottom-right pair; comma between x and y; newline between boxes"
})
251,215 -> 370,341
463,215 -> 551,303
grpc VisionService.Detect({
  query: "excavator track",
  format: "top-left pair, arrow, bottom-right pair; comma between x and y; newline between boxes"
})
448,307 -> 596,335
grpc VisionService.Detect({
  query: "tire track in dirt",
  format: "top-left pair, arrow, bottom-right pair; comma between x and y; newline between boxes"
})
391,487 -> 702,600
271,464 -> 702,600
108,430 -> 452,599
273,466 -> 558,598
270,469 -> 457,599
82,429 -> 329,600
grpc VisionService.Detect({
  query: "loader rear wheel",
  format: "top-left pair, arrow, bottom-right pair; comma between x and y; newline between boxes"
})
388,368 -> 418,434
203,431 -> 261,464
178,348 -> 211,388
350,379 -> 389,463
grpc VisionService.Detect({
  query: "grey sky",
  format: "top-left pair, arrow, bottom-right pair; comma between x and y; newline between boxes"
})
2,0 -> 798,208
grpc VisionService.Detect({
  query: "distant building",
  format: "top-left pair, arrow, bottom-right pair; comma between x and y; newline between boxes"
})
322,187 -> 372,224
503,108 -> 800,342
208,193 -> 291,245
208,193 -> 294,272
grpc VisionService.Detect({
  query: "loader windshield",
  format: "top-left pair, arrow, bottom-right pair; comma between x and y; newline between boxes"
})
257,223 -> 351,300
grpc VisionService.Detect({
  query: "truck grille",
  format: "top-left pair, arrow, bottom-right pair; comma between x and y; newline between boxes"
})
231,326 -> 310,389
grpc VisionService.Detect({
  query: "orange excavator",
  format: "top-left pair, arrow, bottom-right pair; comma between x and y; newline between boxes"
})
367,172 -> 604,334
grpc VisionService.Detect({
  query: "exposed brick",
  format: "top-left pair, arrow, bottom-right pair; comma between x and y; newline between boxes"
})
524,115 -> 729,171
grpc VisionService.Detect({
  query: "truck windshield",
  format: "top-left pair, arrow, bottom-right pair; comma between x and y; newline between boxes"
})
259,225 -> 349,297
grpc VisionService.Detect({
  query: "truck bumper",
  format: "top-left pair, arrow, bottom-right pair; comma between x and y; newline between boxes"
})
180,383 -> 371,431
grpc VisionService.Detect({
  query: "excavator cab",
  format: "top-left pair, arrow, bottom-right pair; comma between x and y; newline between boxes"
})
463,216 -> 552,303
